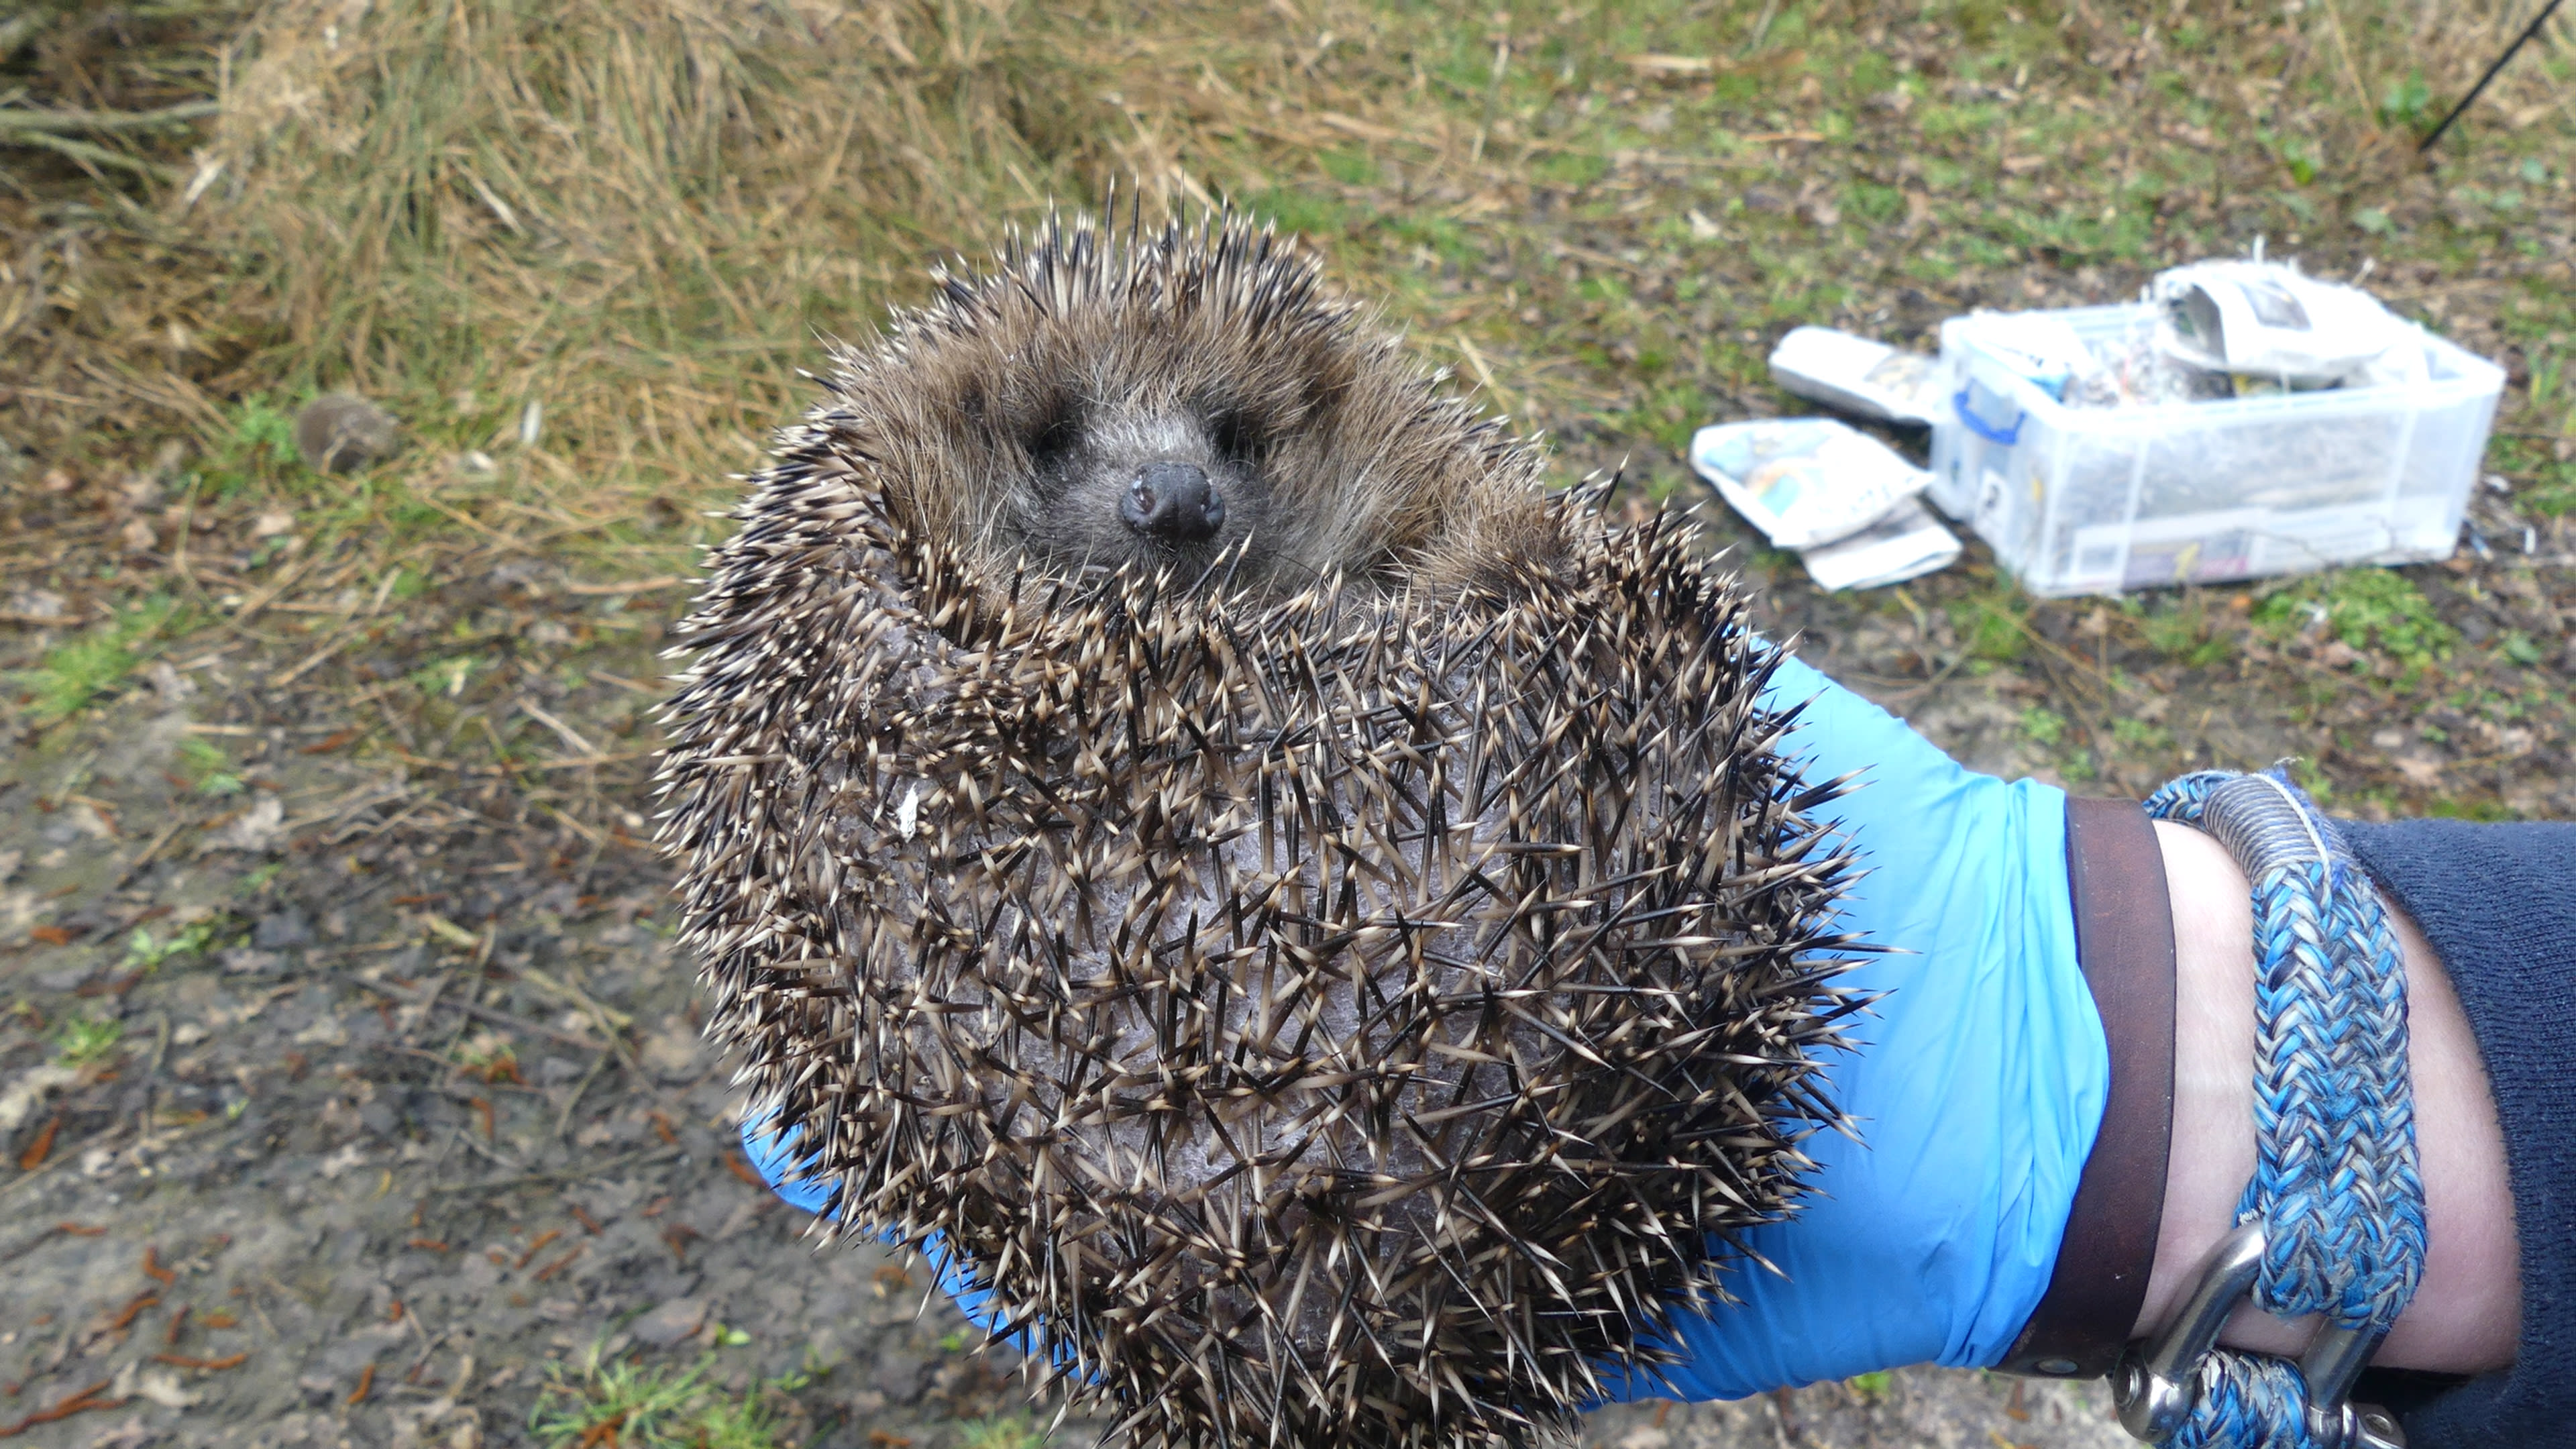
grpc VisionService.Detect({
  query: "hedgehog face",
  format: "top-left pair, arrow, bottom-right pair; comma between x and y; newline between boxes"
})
814,212 -> 1560,606
1008,406 -> 1275,584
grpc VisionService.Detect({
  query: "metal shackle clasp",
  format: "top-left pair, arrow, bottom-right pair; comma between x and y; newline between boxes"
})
2111,1224 -> 2410,1449
2114,1224 -> 2266,1443
2302,1322 -> 2407,1448
2310,1397 -> 2410,1449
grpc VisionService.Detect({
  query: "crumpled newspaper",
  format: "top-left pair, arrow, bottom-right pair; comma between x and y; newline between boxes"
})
2152,260 -> 2419,391
1768,326 -> 1943,425
1688,418 -> 1960,590
1795,497 -> 1962,592
1689,419 -> 1930,551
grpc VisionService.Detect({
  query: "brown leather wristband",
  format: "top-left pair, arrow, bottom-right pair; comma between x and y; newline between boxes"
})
1994,796 -> 2178,1379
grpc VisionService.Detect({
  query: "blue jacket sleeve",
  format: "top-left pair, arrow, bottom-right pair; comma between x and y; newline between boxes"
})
2334,819 -> 2576,1447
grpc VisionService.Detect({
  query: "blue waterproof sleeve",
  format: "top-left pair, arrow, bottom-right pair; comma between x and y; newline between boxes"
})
1612,653 -> 2107,1398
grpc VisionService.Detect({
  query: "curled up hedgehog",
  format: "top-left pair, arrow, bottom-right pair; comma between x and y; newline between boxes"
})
657,209 -> 1864,1449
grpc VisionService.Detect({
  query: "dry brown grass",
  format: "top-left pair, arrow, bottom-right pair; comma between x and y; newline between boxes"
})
181,0 -> 1141,557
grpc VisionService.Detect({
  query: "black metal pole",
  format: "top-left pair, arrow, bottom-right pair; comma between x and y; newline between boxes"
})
2419,0 -> 2569,153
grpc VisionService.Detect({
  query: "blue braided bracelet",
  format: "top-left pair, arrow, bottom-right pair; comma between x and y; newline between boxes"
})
2113,769 -> 2426,1449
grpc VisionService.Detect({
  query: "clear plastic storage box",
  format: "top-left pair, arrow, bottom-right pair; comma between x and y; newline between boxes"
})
1927,303 -> 2504,597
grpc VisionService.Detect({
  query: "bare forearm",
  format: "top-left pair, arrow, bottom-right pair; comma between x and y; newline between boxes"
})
2133,821 -> 2519,1373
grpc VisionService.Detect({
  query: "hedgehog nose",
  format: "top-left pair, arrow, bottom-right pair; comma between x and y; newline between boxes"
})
1121,462 -> 1224,543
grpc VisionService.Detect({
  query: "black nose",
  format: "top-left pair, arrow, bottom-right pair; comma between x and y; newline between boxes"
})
1120,462 -> 1224,543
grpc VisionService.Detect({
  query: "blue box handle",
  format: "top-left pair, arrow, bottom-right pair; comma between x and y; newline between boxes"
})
1952,384 -> 2026,446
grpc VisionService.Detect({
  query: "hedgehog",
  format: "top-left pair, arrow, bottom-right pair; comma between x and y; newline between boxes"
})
657,209 -> 1863,1449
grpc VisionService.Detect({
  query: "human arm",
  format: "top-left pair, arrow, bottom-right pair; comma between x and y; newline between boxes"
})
2142,822 -> 2518,1374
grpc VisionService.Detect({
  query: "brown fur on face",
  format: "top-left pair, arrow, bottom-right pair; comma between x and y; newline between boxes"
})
807,209 -> 1560,598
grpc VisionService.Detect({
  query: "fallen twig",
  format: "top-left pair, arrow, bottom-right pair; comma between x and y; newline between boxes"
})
427,996 -> 605,1053
421,1144 -> 682,1197
517,698 -> 596,757
0,1379 -> 124,1438
270,622 -> 370,688
552,1051 -> 613,1142
111,816 -> 193,890
152,1352 -> 248,1372
561,577 -> 691,595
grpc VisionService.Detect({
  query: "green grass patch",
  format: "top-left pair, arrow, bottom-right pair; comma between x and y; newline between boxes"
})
178,737 -> 246,796
195,392 -> 305,500
2377,69 -> 2436,133
530,1354 -> 709,1449
16,596 -> 191,725
529,1348 -> 794,1449
1319,148 -> 1379,187
687,1386 -> 783,1449
2489,437 -> 2576,517
55,1016 -> 125,1068
1949,586 -> 2033,665
123,918 -> 228,971
409,655 -> 486,700
1536,150 -> 1610,187
957,1415 -> 1049,1449
2129,596 -> 2236,669
2425,795 -> 2516,822
1244,189 -> 1348,242
2255,570 -> 2459,672
2110,716 -> 2174,754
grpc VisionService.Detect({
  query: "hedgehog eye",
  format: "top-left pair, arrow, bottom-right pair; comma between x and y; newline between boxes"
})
1203,405 -> 1271,466
1024,395 -> 1083,464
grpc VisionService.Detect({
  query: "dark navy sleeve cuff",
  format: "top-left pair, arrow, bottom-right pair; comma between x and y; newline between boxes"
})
2335,819 -> 2576,1448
